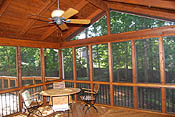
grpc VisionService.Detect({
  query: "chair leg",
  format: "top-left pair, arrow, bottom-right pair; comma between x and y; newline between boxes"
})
83,104 -> 88,110
84,104 -> 98,114
85,106 -> 91,114
92,105 -> 98,113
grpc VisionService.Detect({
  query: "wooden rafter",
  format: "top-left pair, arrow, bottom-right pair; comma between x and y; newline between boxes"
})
0,0 -> 11,16
86,0 -> 108,11
19,0 -> 57,35
107,0 -> 175,10
40,0 -> 89,40
108,2 -> 175,22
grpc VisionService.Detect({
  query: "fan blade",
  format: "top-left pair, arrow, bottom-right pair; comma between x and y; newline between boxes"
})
66,19 -> 90,24
59,22 -> 68,30
61,8 -> 79,19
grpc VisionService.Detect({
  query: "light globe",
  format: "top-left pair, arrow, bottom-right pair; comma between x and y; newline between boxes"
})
51,9 -> 64,18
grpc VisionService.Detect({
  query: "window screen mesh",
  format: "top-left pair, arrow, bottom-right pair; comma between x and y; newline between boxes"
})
62,48 -> 73,80
44,48 -> 59,80
135,38 -> 160,83
163,36 -> 175,83
112,41 -> 132,82
76,46 -> 90,81
92,44 -> 109,82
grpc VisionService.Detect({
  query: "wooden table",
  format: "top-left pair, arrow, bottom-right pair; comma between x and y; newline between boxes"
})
40,88 -> 81,97
40,88 -> 80,108
40,88 -> 81,116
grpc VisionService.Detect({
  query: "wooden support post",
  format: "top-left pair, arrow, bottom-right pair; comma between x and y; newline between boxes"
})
40,48 -> 46,104
16,47 -> 22,111
108,42 -> 114,106
72,47 -> 77,100
89,45 -> 94,90
131,40 -> 138,109
59,49 -> 63,80
106,10 -> 111,35
159,37 -> 166,113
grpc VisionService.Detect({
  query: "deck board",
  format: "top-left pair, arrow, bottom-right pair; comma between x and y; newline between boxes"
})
13,102 -> 174,117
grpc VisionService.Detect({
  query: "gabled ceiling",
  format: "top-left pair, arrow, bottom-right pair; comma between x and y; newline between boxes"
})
0,0 -> 174,44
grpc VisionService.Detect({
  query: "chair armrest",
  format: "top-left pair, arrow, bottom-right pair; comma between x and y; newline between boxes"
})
84,91 -> 96,94
81,88 -> 92,91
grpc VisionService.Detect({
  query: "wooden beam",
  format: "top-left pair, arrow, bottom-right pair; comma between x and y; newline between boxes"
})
0,37 -> 59,48
107,0 -> 175,10
86,0 -> 108,11
19,0 -> 57,35
0,0 -> 11,16
61,25 -> 175,48
40,0 -> 88,40
108,2 -> 175,22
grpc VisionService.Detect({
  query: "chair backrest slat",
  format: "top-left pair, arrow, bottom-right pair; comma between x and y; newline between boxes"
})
93,84 -> 100,94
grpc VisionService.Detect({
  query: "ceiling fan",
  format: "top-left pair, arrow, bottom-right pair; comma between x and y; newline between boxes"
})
31,0 -> 90,31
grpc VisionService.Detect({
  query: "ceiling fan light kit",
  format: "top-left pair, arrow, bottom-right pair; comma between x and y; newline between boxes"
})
51,9 -> 64,18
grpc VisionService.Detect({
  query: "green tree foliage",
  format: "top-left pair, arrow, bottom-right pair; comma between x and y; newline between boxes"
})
163,36 -> 175,83
0,46 -> 16,76
62,48 -> 73,80
110,11 -> 168,34
21,47 -> 41,76
45,49 -> 59,77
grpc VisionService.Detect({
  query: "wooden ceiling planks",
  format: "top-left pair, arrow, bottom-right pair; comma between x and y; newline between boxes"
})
19,0 -> 57,36
87,0 -> 108,11
0,0 -> 11,16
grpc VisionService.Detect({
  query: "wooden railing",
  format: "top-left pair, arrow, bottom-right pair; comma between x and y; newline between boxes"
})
63,80 -> 175,116
0,76 -> 58,90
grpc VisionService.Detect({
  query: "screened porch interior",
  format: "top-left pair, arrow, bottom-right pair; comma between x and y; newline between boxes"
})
0,0 -> 175,117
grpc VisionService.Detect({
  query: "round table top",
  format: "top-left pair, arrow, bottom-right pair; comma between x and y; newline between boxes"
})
40,88 -> 81,97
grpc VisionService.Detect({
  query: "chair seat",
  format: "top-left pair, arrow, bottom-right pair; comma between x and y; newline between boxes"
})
80,95 -> 95,101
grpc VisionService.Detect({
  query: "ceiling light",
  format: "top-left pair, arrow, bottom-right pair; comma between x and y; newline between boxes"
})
51,9 -> 64,18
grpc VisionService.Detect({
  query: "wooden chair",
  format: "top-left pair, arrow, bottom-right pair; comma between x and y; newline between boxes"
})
19,89 -> 43,117
80,84 -> 100,113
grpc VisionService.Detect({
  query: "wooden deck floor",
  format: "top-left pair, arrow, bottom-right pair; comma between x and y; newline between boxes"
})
13,102 -> 174,117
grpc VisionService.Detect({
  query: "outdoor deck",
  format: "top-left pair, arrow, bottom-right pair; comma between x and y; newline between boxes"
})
13,102 -> 174,117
